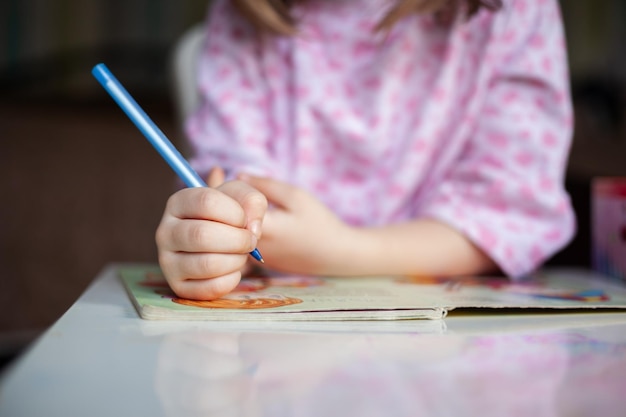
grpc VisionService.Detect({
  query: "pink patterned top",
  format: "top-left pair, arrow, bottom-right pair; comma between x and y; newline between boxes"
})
186,0 -> 575,278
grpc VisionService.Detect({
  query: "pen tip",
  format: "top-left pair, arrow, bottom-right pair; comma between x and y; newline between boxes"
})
250,248 -> 264,263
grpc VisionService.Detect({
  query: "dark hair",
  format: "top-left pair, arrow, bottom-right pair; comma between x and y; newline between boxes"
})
232,0 -> 503,35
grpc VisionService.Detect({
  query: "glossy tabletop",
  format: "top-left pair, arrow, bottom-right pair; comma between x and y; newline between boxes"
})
1,264 -> 626,417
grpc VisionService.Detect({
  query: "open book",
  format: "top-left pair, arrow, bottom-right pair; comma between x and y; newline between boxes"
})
119,264 -> 626,321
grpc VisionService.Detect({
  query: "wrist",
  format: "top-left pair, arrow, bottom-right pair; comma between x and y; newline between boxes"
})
327,225 -> 378,276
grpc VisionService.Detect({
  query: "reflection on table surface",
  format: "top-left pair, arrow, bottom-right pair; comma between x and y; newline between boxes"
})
151,318 -> 626,417
1,264 -> 626,417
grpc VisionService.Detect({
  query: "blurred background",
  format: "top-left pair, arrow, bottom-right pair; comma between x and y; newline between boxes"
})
1,1 -> 625,367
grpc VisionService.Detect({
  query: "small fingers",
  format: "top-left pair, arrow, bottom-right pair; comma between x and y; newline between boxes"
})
173,272 -> 242,301
165,187 -> 247,227
161,251 -> 248,279
160,252 -> 246,300
158,219 -> 258,253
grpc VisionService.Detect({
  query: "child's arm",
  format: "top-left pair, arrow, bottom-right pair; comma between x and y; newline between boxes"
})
353,219 -> 498,277
155,179 -> 267,300
241,175 -> 497,277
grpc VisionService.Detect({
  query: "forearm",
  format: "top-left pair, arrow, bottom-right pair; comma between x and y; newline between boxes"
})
338,218 -> 498,277
242,175 -> 499,278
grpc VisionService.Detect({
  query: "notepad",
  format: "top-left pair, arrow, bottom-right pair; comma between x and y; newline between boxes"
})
118,264 -> 626,321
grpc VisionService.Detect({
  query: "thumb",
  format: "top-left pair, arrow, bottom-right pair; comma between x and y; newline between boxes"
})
218,179 -> 268,239
237,174 -> 297,211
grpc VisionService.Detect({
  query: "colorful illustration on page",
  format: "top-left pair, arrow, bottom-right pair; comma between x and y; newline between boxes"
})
137,271 -> 328,309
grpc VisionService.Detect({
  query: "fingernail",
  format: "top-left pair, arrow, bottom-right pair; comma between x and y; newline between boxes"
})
249,220 -> 262,238
238,173 -> 251,182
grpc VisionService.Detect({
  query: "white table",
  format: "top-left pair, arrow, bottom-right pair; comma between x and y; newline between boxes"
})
2,263 -> 626,417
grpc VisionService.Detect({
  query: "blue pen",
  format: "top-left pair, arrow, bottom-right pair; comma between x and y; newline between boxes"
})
92,63 -> 264,263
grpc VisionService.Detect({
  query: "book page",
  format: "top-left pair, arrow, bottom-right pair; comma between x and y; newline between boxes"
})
119,264 -> 446,320
119,264 -> 626,321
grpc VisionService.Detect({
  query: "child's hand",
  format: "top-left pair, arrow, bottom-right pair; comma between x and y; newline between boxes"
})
239,175 -> 357,275
156,175 -> 267,300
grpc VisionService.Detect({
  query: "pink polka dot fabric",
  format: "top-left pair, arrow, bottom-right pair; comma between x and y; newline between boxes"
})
186,0 -> 575,278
